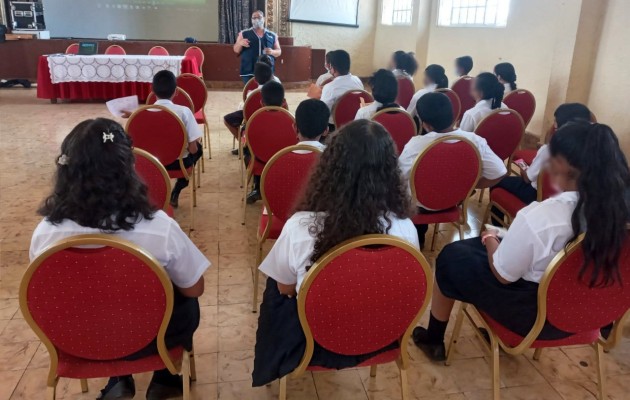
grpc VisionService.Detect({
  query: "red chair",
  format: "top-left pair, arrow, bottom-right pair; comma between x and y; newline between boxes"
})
451,76 -> 475,125
435,88 -> 462,128
184,46 -> 204,77
410,136 -> 481,251
396,77 -> 415,109
372,108 -> 417,155
148,46 -> 169,56
134,148 -> 174,217
243,107 -> 299,224
65,43 -> 79,54
280,234 -> 433,400
242,77 -> 259,101
146,87 -> 194,112
503,89 -> 536,128
445,232 -> 630,400
253,144 -> 323,311
177,73 -> 211,160
126,105 -> 196,231
20,235 -> 195,400
104,44 -> 126,55
332,90 -> 374,128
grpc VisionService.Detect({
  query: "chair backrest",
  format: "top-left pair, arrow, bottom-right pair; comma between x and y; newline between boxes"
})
411,136 -> 481,211
176,73 -> 207,114
145,87 -> 194,112
134,148 -> 172,212
435,88 -> 462,128
243,77 -> 259,101
540,232 -> 630,335
474,109 -> 525,161
125,105 -> 187,167
296,235 -> 432,363
451,76 -> 476,123
536,170 -> 558,202
243,89 -> 264,122
504,89 -> 536,128
148,46 -> 169,56
396,77 -> 415,109
184,46 -> 204,75
372,108 -> 417,155
65,43 -> 79,54
332,90 -> 374,128
20,235 -> 176,367
104,44 -> 126,55
246,107 -> 298,164
261,145 -> 322,226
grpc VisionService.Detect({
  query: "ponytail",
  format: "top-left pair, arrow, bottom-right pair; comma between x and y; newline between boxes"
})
550,122 -> 630,287
494,62 -> 517,91
425,64 -> 448,89
475,72 -> 504,109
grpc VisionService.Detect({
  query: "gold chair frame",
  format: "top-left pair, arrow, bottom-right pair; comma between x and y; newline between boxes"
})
238,88 -> 264,187
183,46 -> 205,76
133,148 -> 173,212
148,45 -> 169,56
503,88 -> 537,128
104,44 -> 126,55
178,73 -> 212,161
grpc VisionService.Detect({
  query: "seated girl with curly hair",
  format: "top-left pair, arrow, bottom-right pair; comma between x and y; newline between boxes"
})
251,119 -> 420,386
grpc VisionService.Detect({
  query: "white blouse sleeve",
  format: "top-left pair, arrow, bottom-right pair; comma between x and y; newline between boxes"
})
492,214 -> 540,282
527,145 -> 549,183
165,220 -> 211,288
258,224 -> 299,285
459,110 -> 475,132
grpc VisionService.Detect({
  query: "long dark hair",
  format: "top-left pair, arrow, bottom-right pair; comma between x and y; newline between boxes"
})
295,120 -> 413,267
392,50 -> 419,76
369,69 -> 399,111
475,72 -> 504,109
39,118 -> 156,231
494,62 -> 517,91
425,64 -> 448,89
549,122 -> 630,287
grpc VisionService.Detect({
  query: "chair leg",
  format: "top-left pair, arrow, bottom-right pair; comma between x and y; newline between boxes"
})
430,223 -> 439,251
47,386 -> 56,400
445,303 -> 466,366
483,203 -> 492,225
205,122 -> 212,159
370,365 -> 377,377
232,136 -> 236,150
182,351 -> 191,400
190,177 -> 195,233
458,223 -> 464,241
279,376 -> 287,400
242,172 -> 251,226
190,348 -> 197,382
533,348 -> 543,361
594,342 -> 606,400
399,367 -> 409,400
478,188 -> 486,204
491,340 -> 501,400
253,243 -> 263,313
197,161 -> 202,188
80,379 -> 88,393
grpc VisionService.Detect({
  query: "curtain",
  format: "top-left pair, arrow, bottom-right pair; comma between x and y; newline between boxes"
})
219,0 -> 252,44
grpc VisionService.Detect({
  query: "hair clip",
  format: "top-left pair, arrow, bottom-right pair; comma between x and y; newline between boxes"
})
103,131 -> 115,143
58,154 -> 69,166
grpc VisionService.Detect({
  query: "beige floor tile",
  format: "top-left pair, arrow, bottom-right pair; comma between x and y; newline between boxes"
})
0,341 -> 39,371
526,348 -> 593,382
218,324 -> 256,352
217,303 -> 258,327
217,350 -> 254,383
218,268 -> 253,286
313,369 -> 368,400
0,319 -> 39,343
562,344 -> 630,377
0,370 -> 24,400
487,354 -> 546,387
0,299 -> 19,320
218,253 -> 254,270
194,352 -> 219,384
464,382 -> 563,400
218,284 -> 256,305
194,326 -> 219,355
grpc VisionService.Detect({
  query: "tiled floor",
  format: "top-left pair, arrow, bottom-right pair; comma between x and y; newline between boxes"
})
1,88 -> 629,400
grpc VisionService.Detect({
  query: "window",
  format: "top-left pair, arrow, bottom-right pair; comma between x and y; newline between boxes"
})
381,0 -> 414,26
438,0 -> 511,28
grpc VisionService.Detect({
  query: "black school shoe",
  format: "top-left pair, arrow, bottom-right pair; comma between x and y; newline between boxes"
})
246,190 -> 262,204
96,376 -> 135,400
146,371 -> 184,400
412,327 -> 446,361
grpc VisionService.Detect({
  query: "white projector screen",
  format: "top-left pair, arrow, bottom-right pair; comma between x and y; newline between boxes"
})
289,0 -> 360,27
44,0 -> 219,42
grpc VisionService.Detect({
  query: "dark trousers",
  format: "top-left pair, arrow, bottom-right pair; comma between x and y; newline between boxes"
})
165,147 -> 203,199
414,207 -> 445,248
224,110 -> 244,137
490,176 -> 537,225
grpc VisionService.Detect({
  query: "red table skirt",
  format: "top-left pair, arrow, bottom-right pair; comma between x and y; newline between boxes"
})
37,56 -> 199,101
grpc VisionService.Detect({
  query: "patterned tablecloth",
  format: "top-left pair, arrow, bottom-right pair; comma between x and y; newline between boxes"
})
46,54 -> 186,84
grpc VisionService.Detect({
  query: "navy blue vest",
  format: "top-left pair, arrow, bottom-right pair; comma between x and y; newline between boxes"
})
239,28 -> 277,76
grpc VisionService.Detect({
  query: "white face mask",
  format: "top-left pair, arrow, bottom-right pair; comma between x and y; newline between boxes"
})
252,18 -> 265,29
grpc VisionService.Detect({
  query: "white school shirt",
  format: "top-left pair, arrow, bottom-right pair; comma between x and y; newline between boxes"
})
154,99 -> 203,156
392,69 -> 411,79
459,99 -> 508,132
315,71 -> 333,87
297,140 -> 326,151
406,84 -> 438,119
493,191 -> 579,283
354,101 -> 382,120
320,74 -> 365,123
504,83 -> 513,96
526,145 -> 549,190
258,211 -> 420,293
398,129 -> 507,210
29,211 -> 211,289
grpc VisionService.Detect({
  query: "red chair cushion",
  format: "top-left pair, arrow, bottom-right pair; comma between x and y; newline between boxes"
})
258,214 -> 284,240
489,188 -> 527,219
451,77 -> 475,121
411,207 -> 460,225
126,108 -> 187,167
396,78 -> 415,109
134,151 -> 170,212
166,205 -> 174,217
176,74 -> 207,115
333,91 -> 374,128
373,110 -> 416,155
194,109 -> 206,124
513,149 -> 537,166
504,90 -> 536,127
474,110 -> 524,161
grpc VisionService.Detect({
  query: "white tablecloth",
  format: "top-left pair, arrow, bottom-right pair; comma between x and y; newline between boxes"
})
47,54 -> 186,84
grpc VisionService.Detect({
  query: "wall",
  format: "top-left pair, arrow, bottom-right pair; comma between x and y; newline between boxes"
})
588,0 -> 630,155
291,0 -> 377,77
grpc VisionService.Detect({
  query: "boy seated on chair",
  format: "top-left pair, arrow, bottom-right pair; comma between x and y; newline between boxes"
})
295,99 -> 330,150
319,50 -> 364,129
245,80 -> 286,204
398,92 -> 507,248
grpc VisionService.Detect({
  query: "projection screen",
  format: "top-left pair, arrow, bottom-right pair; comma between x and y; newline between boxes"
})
289,0 -> 360,27
44,0 -> 219,42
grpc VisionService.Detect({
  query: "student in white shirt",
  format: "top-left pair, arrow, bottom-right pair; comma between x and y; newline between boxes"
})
389,50 -> 419,78
459,72 -> 508,132
31,118 -> 211,399
355,69 -> 400,120
252,119 -> 420,386
494,62 -> 517,96
315,51 -> 334,87
454,55 -> 473,77
295,99 -> 330,149
490,103 -> 592,225
399,92 -> 507,248
406,64 -> 449,119
320,50 -> 364,125
412,121 -> 630,361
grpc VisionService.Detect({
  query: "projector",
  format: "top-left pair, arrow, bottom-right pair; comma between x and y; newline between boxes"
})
107,34 -> 126,41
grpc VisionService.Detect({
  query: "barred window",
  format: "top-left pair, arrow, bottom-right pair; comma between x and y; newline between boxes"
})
438,0 -> 511,28
382,0 -> 414,26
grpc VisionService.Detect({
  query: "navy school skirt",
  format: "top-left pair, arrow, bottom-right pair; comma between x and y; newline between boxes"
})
252,277 -> 398,387
436,237 -> 570,340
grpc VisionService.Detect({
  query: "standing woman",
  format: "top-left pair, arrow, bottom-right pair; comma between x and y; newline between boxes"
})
233,10 -> 282,84
406,64 -> 449,119
412,121 -> 630,360
494,62 -> 517,95
252,120 -> 420,386
459,72 -> 507,132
